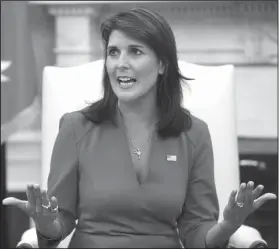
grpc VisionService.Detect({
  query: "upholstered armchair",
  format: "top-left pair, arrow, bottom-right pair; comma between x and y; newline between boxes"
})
16,60 -> 268,248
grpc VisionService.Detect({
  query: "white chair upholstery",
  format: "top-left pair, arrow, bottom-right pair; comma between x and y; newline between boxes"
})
16,60 -> 267,248
41,60 -> 104,190
179,61 -> 239,218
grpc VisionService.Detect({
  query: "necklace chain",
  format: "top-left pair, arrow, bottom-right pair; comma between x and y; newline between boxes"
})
124,129 -> 154,160
119,109 -> 156,160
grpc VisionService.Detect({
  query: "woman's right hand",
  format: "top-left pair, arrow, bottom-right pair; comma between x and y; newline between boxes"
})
2,184 -> 62,239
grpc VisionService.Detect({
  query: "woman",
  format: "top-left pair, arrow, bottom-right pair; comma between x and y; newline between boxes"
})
3,7 -> 276,248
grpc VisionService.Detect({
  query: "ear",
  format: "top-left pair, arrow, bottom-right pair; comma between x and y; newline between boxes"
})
158,60 -> 165,75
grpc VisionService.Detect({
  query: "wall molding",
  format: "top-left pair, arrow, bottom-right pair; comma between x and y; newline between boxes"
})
99,1 -> 277,16
178,43 -> 277,65
29,1 -> 277,15
238,138 -> 278,155
159,2 -> 277,15
7,131 -> 41,192
48,6 -> 97,16
53,47 -> 93,55
8,130 -> 41,143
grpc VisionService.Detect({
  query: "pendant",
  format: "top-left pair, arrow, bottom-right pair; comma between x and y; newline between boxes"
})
134,149 -> 142,160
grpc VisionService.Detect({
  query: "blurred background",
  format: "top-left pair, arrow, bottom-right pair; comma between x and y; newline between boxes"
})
1,1 -> 278,248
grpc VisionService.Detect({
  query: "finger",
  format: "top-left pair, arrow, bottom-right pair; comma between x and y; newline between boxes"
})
2,197 -> 26,208
236,182 -> 246,203
26,184 -> 36,208
228,189 -> 238,207
253,185 -> 264,200
246,181 -> 254,204
49,196 -> 58,210
2,197 -> 38,218
41,190 -> 49,207
34,184 -> 42,213
2,197 -> 32,216
254,193 -> 277,210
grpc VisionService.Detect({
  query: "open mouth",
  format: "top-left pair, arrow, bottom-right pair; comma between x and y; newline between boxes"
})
117,76 -> 137,88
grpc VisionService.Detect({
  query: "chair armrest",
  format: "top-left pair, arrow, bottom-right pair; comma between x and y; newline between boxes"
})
16,228 -> 74,248
16,228 -> 38,248
228,225 -> 268,248
16,225 -> 268,248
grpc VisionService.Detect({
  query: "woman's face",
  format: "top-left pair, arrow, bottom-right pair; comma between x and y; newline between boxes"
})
105,30 -> 164,103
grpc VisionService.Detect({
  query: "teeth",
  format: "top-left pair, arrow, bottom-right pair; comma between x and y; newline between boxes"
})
117,76 -> 136,88
119,80 -> 135,88
118,77 -> 135,82
120,81 -> 134,86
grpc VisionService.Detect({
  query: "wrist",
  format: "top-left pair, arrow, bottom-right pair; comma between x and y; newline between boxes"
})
206,221 -> 240,248
220,219 -> 242,232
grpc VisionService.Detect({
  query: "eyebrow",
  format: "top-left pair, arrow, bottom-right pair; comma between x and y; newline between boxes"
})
107,44 -> 145,50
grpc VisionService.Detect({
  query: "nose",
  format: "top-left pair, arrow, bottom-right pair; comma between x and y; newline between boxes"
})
117,52 -> 130,70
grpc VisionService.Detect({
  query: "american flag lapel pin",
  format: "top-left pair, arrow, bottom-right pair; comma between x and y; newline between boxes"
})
167,155 -> 177,162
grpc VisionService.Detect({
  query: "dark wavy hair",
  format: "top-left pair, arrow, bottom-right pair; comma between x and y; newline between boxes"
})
81,7 -> 193,138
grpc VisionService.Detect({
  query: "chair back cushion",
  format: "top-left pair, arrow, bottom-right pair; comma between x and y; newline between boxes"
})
179,61 -> 239,218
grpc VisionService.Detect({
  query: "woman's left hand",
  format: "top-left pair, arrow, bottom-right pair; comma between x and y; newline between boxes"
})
223,181 -> 277,227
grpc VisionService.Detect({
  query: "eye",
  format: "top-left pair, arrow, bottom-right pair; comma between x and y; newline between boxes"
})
131,48 -> 143,55
107,48 -> 118,56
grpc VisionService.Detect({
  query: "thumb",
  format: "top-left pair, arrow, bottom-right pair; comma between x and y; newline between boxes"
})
254,193 -> 277,210
2,197 -> 27,211
228,189 -> 237,207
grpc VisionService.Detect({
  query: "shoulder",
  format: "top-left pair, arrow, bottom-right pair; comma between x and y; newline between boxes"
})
62,109 -> 91,128
60,109 -> 96,144
184,114 -> 211,149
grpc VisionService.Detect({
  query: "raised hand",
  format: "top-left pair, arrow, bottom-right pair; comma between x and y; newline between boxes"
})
2,184 -> 62,239
223,181 -> 277,227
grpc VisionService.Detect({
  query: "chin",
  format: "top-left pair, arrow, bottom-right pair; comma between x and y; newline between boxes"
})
116,92 -> 141,103
112,85 -> 142,102
112,82 -> 154,103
